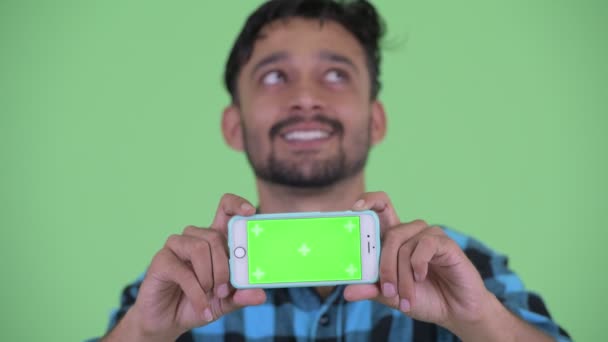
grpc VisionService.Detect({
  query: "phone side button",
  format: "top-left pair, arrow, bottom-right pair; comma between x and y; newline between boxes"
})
234,247 -> 246,259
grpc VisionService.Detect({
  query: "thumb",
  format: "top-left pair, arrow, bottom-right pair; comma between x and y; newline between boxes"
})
344,284 -> 400,310
210,193 -> 256,236
210,289 -> 266,319
343,284 -> 379,301
232,289 -> 267,307
352,192 -> 400,234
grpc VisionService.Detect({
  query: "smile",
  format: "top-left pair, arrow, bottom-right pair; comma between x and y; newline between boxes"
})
282,130 -> 331,141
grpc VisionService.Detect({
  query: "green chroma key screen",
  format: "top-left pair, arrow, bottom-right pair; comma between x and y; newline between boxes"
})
247,216 -> 362,284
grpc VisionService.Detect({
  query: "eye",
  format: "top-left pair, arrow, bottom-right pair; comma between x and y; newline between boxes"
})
261,70 -> 286,85
324,69 -> 348,83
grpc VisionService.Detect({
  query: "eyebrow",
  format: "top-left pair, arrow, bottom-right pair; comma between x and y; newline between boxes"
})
250,51 -> 289,79
319,50 -> 359,74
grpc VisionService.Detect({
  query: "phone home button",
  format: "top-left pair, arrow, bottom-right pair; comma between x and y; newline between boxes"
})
234,247 -> 246,259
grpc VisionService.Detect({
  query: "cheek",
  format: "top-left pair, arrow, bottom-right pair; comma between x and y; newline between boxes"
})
335,100 -> 372,128
242,119 -> 266,144
246,94 -> 286,124
240,113 -> 273,150
341,113 -> 372,142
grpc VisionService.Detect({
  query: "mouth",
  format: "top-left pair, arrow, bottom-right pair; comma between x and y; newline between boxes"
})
270,115 -> 343,151
278,125 -> 336,150
282,129 -> 332,141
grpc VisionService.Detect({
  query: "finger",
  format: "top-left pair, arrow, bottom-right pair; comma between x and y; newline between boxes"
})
351,191 -> 400,231
165,234 -> 214,293
410,235 -> 436,282
151,248 -> 210,321
231,289 -> 267,307
206,288 -> 266,320
343,284 -> 380,302
181,227 -> 232,299
210,193 -> 256,235
410,227 -> 453,281
379,220 -> 428,301
343,284 -> 401,311
397,242 -> 416,312
201,288 -> 266,322
208,235 -> 231,298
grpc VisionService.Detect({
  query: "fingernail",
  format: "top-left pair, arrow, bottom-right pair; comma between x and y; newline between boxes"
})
353,199 -> 365,209
241,203 -> 254,212
203,308 -> 213,322
217,283 -> 229,298
414,272 -> 421,282
382,282 -> 396,297
400,298 -> 411,312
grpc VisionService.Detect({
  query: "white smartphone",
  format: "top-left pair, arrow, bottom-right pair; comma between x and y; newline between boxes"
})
227,210 -> 380,289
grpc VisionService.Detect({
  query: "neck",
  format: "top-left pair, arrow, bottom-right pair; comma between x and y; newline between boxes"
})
255,172 -> 366,214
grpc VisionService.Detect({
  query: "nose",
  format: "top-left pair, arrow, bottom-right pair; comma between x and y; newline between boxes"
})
288,80 -> 325,115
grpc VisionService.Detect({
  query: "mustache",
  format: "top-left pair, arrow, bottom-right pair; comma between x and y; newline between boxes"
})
269,114 -> 344,139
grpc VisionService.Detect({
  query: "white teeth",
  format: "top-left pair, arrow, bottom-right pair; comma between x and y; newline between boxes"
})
284,130 -> 330,141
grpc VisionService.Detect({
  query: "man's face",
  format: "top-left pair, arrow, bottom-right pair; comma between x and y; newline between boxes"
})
225,18 -> 384,188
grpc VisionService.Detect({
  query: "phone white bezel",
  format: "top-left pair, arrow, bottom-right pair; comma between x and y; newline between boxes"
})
228,210 -> 380,288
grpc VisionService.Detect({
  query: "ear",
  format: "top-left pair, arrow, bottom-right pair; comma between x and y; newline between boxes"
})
221,104 -> 244,151
370,100 -> 387,145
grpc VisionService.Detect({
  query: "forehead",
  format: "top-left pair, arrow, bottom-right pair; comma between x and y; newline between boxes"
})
245,17 -> 366,68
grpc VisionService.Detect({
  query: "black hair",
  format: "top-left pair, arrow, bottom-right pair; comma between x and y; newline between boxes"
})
224,0 -> 385,103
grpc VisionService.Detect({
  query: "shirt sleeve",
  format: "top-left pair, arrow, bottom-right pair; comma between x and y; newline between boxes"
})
87,273 -> 196,342
442,226 -> 571,341
109,274 -> 145,331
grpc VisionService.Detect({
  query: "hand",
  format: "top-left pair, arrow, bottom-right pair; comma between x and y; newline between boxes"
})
107,194 -> 267,341
345,192 -> 494,332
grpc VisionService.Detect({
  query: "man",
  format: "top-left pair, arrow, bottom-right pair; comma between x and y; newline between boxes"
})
96,0 -> 570,341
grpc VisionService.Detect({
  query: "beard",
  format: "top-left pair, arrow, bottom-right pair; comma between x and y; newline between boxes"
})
243,114 -> 371,188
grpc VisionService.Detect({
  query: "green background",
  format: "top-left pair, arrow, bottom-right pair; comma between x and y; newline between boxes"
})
1,0 -> 606,340
247,217 -> 362,284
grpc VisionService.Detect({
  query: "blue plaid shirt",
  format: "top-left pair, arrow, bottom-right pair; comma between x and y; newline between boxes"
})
92,227 -> 570,341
